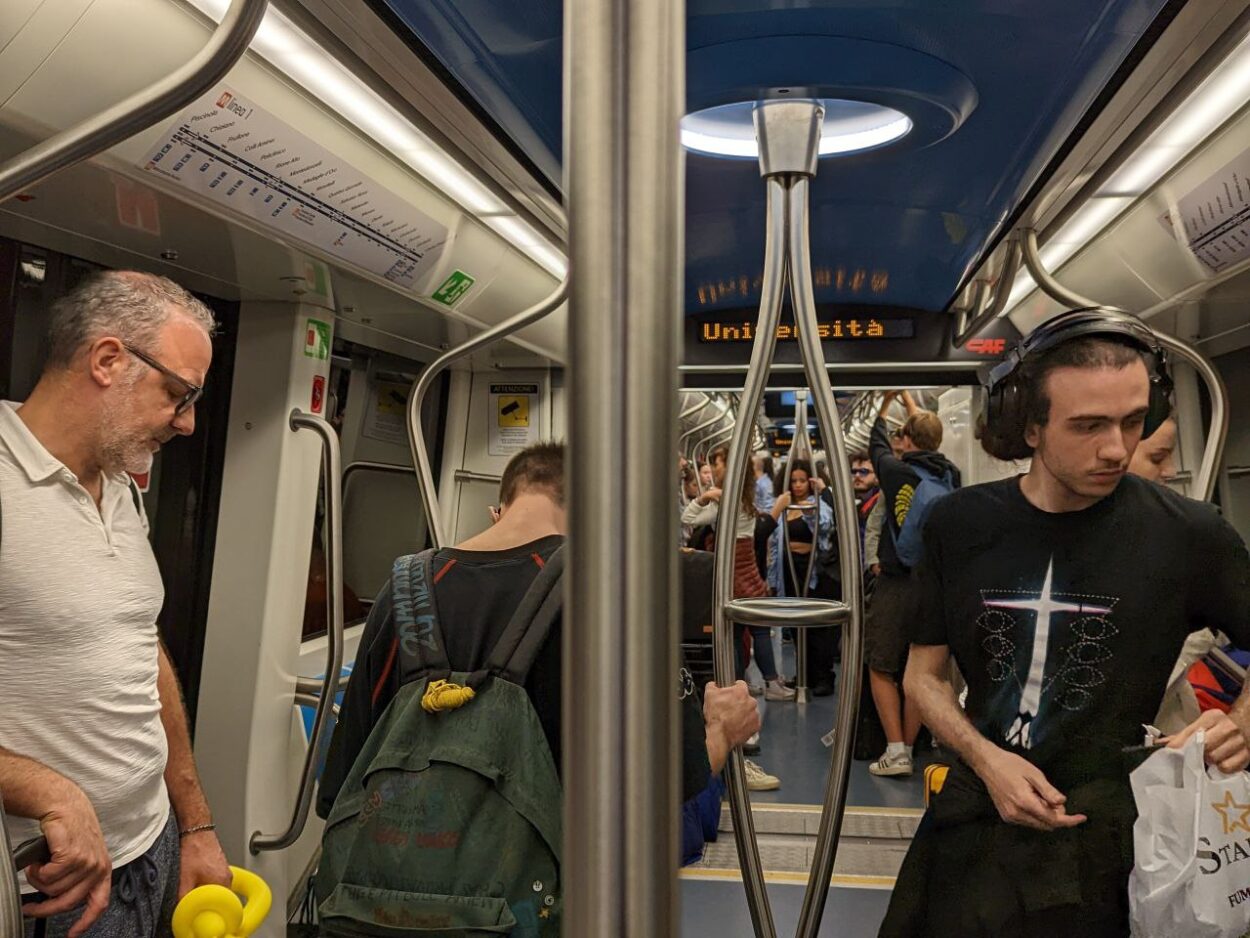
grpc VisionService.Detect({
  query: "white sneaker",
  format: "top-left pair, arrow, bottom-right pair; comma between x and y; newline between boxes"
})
744,759 -> 781,791
745,732 -> 760,747
748,682 -> 765,697
868,750 -> 914,777
763,678 -> 796,701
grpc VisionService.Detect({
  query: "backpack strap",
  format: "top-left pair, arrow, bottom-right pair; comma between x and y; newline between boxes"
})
391,548 -> 452,680
476,546 -> 565,687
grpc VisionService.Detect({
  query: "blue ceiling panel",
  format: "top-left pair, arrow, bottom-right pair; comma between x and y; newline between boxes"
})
379,0 -> 1174,312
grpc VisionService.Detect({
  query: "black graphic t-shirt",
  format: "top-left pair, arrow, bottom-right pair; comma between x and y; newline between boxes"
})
913,474 -> 1250,788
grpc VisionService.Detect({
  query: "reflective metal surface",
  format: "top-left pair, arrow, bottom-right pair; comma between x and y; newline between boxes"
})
711,176 -> 790,938
0,0 -> 268,203
250,410 -> 344,854
952,236 -> 1023,348
407,281 -> 567,548
785,175 -> 866,938
724,597 -> 851,628
0,790 -> 21,938
563,0 -> 684,930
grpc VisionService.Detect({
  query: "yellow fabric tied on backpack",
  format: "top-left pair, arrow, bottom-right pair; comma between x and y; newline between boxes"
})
422,679 -> 476,713
923,763 -> 949,808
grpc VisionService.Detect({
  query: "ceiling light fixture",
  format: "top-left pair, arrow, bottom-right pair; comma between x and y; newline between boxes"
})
681,99 -> 913,159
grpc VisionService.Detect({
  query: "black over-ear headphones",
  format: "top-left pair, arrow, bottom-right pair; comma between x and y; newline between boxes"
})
983,306 -> 1174,442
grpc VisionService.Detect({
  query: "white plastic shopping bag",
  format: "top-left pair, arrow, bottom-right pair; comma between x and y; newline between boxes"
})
1129,731 -> 1250,937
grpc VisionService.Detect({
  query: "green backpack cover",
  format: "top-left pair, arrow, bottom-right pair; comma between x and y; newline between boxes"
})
316,547 -> 565,936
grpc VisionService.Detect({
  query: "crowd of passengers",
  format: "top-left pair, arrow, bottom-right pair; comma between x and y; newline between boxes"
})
1,269 -> 1249,937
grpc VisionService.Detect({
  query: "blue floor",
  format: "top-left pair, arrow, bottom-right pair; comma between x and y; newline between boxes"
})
747,662 -> 932,811
680,652 -> 923,936
682,879 -> 892,937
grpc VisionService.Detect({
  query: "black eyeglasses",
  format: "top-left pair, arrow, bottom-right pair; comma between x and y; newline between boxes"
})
124,344 -> 203,415
851,467 -> 872,477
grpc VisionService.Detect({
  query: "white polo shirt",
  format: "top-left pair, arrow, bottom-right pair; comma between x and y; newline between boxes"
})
0,402 -> 169,885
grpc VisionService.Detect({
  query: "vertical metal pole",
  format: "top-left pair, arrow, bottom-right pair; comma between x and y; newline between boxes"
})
712,177 -> 790,938
0,791 -> 23,938
564,0 -> 684,932
787,176 -> 865,938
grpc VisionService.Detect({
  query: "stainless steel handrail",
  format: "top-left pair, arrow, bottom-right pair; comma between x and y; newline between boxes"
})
251,410 -> 344,854
725,597 -> 851,628
711,173 -> 789,938
779,389 -> 819,700
951,237 -> 1023,348
1019,228 -> 1229,502
453,470 -> 503,484
564,0 -> 683,929
0,790 -> 21,938
406,281 -> 568,549
787,173 -> 865,938
0,0 -> 268,203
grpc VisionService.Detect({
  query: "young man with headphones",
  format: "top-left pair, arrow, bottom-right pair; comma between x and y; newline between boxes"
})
880,308 -> 1250,936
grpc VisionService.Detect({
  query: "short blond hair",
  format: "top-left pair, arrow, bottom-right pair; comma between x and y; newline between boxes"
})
903,411 -> 942,451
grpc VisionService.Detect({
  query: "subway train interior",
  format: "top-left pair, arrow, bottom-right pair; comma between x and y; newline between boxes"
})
4,0 -> 1250,935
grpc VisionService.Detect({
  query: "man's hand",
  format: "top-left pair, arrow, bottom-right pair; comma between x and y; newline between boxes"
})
870,563 -> 882,577
177,830 -> 232,900
21,785 -> 112,938
977,748 -> 1086,831
700,487 -> 722,505
704,681 -> 761,751
1164,710 -> 1250,774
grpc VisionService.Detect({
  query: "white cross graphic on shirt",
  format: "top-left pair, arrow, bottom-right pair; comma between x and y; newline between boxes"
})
984,558 -> 1112,749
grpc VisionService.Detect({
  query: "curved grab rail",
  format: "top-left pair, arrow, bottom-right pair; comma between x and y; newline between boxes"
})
406,281 -> 568,548
0,0 -> 268,203
787,175 -> 866,937
250,411 -> 343,854
951,237 -> 1023,349
1019,228 -> 1228,502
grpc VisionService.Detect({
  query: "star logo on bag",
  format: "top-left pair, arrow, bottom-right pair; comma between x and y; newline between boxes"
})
1211,790 -> 1250,835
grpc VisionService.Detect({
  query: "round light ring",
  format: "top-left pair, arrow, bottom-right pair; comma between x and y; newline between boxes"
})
681,98 -> 913,160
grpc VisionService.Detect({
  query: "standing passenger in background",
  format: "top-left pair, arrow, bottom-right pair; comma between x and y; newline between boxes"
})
752,452 -> 775,513
865,391 -> 961,778
0,272 -> 231,937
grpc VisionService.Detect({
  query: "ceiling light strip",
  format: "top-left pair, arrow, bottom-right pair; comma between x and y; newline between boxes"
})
184,0 -> 566,278
1004,29 -> 1250,316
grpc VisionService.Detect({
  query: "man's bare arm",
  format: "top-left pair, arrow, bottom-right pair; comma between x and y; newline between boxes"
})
157,646 -> 232,896
1,748 -> 111,935
904,644 -> 1085,831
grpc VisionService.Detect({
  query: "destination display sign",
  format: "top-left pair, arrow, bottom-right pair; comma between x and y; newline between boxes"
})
684,306 -> 1017,369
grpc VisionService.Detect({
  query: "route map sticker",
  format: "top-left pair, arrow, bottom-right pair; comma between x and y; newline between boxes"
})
140,87 -> 449,289
431,270 -> 476,307
1158,147 -> 1250,274
488,383 -> 538,456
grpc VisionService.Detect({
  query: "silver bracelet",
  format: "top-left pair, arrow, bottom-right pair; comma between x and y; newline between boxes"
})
178,823 -> 216,838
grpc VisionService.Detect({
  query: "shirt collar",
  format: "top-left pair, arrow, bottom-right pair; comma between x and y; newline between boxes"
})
0,400 -> 75,483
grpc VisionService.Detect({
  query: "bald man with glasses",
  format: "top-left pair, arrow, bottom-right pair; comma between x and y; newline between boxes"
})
0,271 -> 229,937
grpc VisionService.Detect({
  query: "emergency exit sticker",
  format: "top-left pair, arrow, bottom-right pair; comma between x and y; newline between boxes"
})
304,318 -> 330,359
431,270 -> 476,307
488,383 -> 538,456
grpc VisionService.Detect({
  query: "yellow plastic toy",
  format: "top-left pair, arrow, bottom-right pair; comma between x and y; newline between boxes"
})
172,866 -> 272,938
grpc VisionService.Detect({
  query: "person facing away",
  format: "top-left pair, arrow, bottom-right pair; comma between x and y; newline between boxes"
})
865,390 -> 962,779
880,327 -> 1250,937
0,271 -> 230,938
319,442 -> 761,821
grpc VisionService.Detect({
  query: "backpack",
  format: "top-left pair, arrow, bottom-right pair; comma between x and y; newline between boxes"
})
316,546 -> 566,937
892,465 -> 956,570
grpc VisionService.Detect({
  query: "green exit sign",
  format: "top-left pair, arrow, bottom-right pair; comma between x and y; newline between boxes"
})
431,270 -> 476,306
